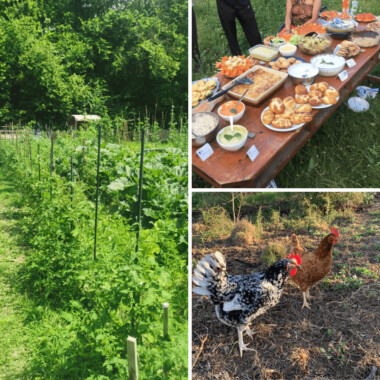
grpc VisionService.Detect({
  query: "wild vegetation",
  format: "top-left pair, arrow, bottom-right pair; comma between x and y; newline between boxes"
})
192,0 -> 380,188
0,124 -> 188,378
192,192 -> 380,379
0,0 -> 187,125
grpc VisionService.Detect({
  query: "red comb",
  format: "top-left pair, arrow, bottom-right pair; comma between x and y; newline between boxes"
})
287,251 -> 302,265
331,227 -> 339,237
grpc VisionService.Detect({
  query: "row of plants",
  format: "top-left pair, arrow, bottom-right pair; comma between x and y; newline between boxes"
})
0,125 -> 188,378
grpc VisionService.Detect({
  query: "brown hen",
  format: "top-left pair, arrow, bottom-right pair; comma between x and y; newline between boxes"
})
290,228 -> 339,309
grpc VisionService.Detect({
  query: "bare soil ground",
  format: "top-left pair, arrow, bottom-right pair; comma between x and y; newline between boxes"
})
192,197 -> 380,380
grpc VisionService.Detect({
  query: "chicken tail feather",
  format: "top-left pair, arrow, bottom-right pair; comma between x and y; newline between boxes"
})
192,251 -> 228,300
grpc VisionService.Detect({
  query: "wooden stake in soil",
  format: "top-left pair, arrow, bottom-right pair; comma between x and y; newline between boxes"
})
163,302 -> 169,340
70,155 -> 73,207
93,124 -> 101,261
127,336 -> 138,380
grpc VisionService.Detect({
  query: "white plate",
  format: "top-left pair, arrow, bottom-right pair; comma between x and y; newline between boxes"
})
305,85 -> 340,109
348,97 -> 370,112
260,106 -> 306,132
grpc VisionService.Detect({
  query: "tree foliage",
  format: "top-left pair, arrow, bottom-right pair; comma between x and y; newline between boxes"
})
0,0 -> 187,125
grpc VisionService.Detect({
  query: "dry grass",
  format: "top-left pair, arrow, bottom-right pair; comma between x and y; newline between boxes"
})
230,219 -> 256,246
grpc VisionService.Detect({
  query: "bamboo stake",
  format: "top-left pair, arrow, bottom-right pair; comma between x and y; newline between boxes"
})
127,337 -> 138,380
135,129 -> 145,253
163,302 -> 169,340
93,124 -> 101,261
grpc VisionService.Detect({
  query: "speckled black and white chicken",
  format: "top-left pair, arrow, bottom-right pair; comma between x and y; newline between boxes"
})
193,251 -> 302,356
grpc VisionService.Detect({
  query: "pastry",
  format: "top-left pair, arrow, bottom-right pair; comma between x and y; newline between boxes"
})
275,109 -> 294,119
317,82 -> 329,93
299,113 -> 313,123
295,104 -> 312,113
310,83 -> 319,92
295,94 -> 310,104
272,118 -> 292,129
290,113 -> 305,125
283,96 -> 296,110
262,110 -> 275,124
295,84 -> 308,95
309,95 -> 323,106
288,57 -> 296,64
309,90 -> 323,98
269,97 -> 285,114
322,96 -> 338,105
324,88 -> 339,99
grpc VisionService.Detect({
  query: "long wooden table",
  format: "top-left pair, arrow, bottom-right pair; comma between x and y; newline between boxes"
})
192,32 -> 380,188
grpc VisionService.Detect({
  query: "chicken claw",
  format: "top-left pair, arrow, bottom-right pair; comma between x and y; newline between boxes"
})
238,327 -> 256,357
245,327 -> 257,339
302,292 -> 311,309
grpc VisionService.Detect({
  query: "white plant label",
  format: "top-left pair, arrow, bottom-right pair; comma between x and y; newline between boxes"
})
196,143 -> 214,162
338,70 -> 348,81
247,145 -> 259,162
346,59 -> 356,68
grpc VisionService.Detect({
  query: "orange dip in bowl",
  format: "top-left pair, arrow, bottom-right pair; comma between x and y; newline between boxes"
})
220,101 -> 244,116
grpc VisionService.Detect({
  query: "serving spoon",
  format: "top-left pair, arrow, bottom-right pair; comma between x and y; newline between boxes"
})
229,89 -> 248,114
208,77 -> 254,101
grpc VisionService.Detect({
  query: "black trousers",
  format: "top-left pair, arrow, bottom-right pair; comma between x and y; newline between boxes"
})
192,7 -> 201,72
216,0 -> 262,56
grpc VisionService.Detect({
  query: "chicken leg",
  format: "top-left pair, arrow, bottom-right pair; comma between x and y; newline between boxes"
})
237,327 -> 255,357
302,291 -> 311,309
305,288 -> 313,299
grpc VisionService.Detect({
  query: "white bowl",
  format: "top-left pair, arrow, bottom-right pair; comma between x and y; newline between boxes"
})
279,44 -> 297,57
310,54 -> 345,77
216,125 -> 248,152
217,101 -> 246,123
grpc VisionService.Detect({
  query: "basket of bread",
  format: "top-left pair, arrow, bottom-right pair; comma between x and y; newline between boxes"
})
261,96 -> 313,132
294,82 -> 339,108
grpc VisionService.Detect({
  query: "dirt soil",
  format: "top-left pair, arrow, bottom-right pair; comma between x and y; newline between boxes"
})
192,197 -> 380,380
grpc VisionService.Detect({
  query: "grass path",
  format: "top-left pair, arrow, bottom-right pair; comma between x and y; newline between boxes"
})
0,176 -> 29,379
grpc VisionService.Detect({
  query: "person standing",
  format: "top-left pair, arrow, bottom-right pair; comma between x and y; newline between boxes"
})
216,0 -> 262,56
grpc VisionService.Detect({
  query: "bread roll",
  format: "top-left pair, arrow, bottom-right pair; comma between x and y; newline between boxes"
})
283,96 -> 296,110
295,104 -> 312,113
324,88 -> 339,99
290,114 -> 305,125
262,110 -> 275,124
272,118 -> 292,129
280,61 -> 291,69
309,90 -> 323,98
295,84 -> 308,95
299,113 -> 313,123
318,82 -> 329,92
288,57 -> 296,64
275,109 -> 294,119
269,97 -> 285,114
322,96 -> 338,105
310,83 -> 319,92
295,94 -> 310,104
309,96 -> 322,106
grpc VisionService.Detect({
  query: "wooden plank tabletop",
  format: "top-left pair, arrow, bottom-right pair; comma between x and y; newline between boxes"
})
192,28 -> 380,188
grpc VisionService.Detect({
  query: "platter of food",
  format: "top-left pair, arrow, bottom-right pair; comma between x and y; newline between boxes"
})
192,78 -> 219,108
260,97 -> 312,132
298,34 -> 332,55
215,55 -> 255,78
335,41 -> 360,58
263,36 -> 286,49
222,66 -> 288,106
355,13 -> 376,23
320,10 -> 351,21
268,56 -> 305,72
295,83 -> 340,109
